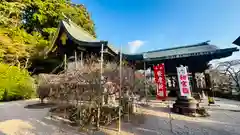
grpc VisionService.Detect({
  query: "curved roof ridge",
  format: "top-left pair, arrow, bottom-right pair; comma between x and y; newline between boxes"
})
61,20 -> 100,43
145,41 -> 217,53
63,18 -> 97,40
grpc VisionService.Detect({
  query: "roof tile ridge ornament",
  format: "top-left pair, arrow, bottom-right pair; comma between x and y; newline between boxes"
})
61,13 -> 97,40
197,40 -> 211,45
205,40 -> 211,43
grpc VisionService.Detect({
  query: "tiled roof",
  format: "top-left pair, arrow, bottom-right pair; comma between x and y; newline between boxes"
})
62,20 -> 99,43
143,41 -> 220,60
122,41 -> 238,61
49,18 -> 238,61
48,19 -> 118,55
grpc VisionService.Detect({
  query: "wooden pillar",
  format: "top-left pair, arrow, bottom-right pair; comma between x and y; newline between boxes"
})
80,51 -> 83,67
144,61 -> 148,102
150,66 -> 153,82
74,51 -> 77,69
191,72 -> 197,93
118,45 -> 123,132
64,54 -> 67,70
204,73 -> 212,94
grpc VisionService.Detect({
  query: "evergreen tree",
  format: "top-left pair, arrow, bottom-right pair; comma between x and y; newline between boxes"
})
0,0 -> 96,67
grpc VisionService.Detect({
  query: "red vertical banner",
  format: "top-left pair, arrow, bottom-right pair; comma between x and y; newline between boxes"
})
153,63 -> 167,100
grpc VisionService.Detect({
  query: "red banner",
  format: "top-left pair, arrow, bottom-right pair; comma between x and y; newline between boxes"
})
153,64 -> 167,100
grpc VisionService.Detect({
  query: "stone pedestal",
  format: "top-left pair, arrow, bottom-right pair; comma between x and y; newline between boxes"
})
172,96 -> 198,115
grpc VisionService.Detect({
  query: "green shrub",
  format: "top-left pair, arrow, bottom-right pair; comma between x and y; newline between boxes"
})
0,63 -> 36,101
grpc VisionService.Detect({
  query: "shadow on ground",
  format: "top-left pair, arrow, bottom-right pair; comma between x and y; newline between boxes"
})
145,106 -> 171,113
205,106 -> 240,112
229,110 -> 240,112
24,103 -> 56,109
99,106 -> 240,135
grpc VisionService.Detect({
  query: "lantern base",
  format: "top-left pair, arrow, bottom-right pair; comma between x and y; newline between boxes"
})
172,96 -> 198,116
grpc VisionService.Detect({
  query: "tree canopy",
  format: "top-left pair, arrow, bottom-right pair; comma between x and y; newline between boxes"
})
0,0 -> 96,67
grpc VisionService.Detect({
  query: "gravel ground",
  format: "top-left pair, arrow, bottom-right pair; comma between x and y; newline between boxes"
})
107,98 -> 240,135
0,99 -> 83,135
1,98 -> 240,135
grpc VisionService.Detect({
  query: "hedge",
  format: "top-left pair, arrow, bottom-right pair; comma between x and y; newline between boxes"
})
0,63 -> 36,101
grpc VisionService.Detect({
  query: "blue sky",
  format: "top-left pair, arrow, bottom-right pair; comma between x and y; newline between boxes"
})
73,0 -> 240,61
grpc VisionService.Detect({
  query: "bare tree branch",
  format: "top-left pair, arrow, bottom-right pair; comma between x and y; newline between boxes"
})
214,59 -> 240,92
36,56 -> 145,129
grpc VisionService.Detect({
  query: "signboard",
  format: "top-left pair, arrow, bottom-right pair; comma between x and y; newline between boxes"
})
153,64 -> 167,100
177,65 -> 191,97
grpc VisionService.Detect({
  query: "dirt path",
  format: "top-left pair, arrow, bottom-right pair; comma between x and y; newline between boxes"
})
101,99 -> 240,135
1,99 -> 240,135
0,99 -> 81,135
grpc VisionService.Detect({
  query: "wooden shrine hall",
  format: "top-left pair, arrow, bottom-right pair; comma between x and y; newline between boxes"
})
122,41 -> 239,96
30,18 -> 118,74
31,18 -> 239,97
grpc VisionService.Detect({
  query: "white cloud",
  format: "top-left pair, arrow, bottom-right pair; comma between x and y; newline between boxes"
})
128,40 -> 145,54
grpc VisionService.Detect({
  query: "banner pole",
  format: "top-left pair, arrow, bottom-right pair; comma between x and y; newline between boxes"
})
163,64 -> 173,133
144,61 -> 148,104
118,45 -> 122,133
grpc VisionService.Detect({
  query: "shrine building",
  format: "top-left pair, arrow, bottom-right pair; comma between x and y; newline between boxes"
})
30,18 -> 239,96
123,41 -> 239,96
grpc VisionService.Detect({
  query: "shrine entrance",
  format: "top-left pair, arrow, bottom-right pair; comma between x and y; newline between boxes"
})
143,61 -> 212,98
164,73 -> 208,97
123,41 -> 238,97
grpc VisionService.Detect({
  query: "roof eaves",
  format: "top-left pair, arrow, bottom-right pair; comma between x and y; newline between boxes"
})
66,19 -> 97,41
62,20 -> 100,43
144,47 -> 238,61
107,44 -> 119,55
45,23 -> 62,55
215,47 -> 239,53
233,36 -> 240,46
